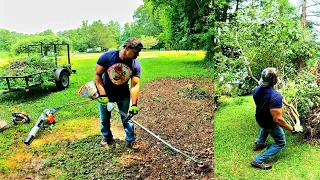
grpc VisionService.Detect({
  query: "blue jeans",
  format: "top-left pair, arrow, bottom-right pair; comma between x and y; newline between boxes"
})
254,125 -> 286,163
98,97 -> 135,142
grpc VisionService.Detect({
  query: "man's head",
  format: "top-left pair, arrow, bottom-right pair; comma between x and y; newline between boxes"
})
258,67 -> 278,87
122,38 -> 143,60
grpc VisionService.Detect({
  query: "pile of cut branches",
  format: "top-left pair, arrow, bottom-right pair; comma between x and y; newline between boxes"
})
0,56 -> 56,88
304,108 -> 320,141
0,56 -> 56,76
177,83 -> 212,100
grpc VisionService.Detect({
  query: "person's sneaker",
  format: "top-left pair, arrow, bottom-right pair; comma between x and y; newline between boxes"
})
100,137 -> 114,147
126,141 -> 139,151
253,142 -> 267,151
250,161 -> 272,170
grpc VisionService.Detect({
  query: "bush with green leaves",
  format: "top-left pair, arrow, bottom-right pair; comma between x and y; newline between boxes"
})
214,52 -> 258,96
281,70 -> 320,119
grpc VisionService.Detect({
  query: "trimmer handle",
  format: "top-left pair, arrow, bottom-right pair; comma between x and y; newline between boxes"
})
107,103 -> 134,124
123,113 -> 134,124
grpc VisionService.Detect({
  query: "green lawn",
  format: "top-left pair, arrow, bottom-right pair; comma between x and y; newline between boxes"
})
0,51 -> 212,178
214,95 -> 320,180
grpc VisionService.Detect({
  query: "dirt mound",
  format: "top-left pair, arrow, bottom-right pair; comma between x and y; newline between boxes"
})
129,78 -> 214,179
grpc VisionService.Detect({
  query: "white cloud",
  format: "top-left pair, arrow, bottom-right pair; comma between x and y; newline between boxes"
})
0,0 -> 144,34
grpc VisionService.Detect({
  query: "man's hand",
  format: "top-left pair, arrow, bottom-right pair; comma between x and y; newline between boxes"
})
292,124 -> 303,135
129,104 -> 139,115
98,95 -> 109,106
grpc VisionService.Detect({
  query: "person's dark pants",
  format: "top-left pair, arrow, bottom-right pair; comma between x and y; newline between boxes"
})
254,125 -> 286,163
98,97 -> 135,142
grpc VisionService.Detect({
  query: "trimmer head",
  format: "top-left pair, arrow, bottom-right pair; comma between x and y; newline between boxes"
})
192,162 -> 212,173
78,81 -> 99,99
107,103 -> 114,112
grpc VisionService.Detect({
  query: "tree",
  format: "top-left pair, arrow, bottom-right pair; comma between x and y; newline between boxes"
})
38,29 -> 55,36
147,0 -> 214,63
139,35 -> 159,49
11,35 -> 69,55
215,0 -> 320,129
106,21 -> 121,46
0,29 -> 14,51
0,29 -> 26,52
57,20 -> 121,51
120,23 -> 133,44
296,0 -> 320,72
133,1 -> 163,37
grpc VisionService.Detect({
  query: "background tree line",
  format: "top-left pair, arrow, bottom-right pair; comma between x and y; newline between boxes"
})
0,0 -> 215,65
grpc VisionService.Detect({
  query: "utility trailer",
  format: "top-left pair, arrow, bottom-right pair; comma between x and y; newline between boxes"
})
0,43 -> 76,95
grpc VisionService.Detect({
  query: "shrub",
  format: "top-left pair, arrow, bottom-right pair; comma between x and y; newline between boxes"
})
281,70 -> 320,119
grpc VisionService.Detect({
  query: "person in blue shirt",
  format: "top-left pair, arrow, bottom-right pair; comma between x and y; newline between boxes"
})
251,68 -> 303,170
94,38 -> 143,151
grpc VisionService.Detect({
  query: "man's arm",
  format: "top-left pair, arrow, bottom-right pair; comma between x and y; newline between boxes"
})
270,108 -> 293,131
94,64 -> 106,96
130,76 -> 140,105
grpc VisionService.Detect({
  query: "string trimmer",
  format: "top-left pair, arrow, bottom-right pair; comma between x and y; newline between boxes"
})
106,102 -> 212,173
75,81 -> 212,173
0,112 -> 30,132
24,81 -> 99,145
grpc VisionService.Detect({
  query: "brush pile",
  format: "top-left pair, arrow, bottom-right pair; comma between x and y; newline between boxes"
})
0,56 -> 56,88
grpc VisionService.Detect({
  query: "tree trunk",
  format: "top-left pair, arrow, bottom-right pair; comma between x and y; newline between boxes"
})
296,56 -> 304,73
231,0 -> 240,21
301,0 -> 307,28
222,5 -> 229,22
235,0 -> 240,12
297,0 -> 307,73
230,48 -> 234,59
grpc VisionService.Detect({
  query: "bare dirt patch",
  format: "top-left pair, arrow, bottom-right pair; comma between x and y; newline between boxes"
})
1,78 -> 214,179
120,78 -> 214,179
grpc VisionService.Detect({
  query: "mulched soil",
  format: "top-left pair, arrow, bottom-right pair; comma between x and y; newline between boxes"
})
125,78 -> 214,179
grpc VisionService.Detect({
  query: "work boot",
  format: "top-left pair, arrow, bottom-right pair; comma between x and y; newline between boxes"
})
100,137 -> 114,147
126,141 -> 139,152
253,142 -> 267,151
250,161 -> 272,170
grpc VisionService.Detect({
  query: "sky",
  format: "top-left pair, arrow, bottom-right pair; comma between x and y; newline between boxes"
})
0,0 -> 144,34
0,0 -> 318,36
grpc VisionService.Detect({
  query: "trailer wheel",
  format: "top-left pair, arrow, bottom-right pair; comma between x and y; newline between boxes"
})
55,71 -> 69,90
